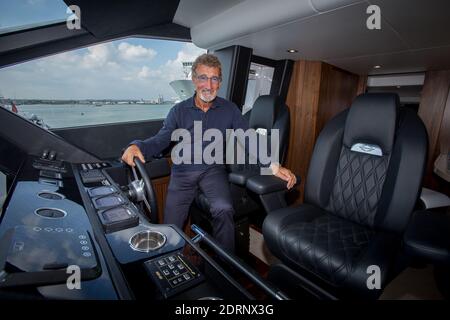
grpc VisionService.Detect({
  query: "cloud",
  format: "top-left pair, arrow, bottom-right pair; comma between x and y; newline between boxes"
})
163,43 -> 206,81
137,66 -> 150,79
80,43 -> 112,68
118,42 -> 157,61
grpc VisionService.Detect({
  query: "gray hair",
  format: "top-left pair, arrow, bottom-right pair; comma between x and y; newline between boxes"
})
191,53 -> 222,78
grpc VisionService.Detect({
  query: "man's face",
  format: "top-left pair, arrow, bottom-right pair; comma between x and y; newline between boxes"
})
192,64 -> 221,103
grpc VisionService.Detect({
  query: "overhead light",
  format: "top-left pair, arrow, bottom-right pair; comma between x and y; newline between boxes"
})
287,49 -> 298,53
374,65 -> 381,69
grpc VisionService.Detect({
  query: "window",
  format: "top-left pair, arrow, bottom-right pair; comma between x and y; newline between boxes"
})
0,38 -> 206,128
0,0 -> 69,34
242,62 -> 274,114
366,73 -> 425,113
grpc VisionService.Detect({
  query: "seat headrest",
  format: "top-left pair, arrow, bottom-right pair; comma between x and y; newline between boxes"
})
249,95 -> 281,130
343,93 -> 399,155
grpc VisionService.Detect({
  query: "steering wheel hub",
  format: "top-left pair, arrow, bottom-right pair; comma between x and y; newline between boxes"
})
129,179 -> 146,202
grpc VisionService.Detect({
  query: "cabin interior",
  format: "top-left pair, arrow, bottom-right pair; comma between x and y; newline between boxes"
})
0,0 -> 449,300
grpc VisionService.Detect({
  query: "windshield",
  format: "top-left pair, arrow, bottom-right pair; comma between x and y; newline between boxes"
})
0,38 -> 205,128
0,0 -> 69,34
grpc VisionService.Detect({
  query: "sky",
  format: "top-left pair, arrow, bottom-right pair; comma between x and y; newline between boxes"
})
0,0 -> 206,100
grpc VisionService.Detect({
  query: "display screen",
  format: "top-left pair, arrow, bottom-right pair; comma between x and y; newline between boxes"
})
95,195 -> 123,208
89,186 -> 116,197
102,207 -> 131,223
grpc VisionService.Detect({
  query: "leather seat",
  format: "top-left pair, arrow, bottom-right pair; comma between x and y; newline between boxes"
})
263,93 -> 428,299
228,94 -> 290,185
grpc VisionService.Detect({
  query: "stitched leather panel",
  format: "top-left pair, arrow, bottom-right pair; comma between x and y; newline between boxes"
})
280,213 -> 374,285
329,147 -> 389,227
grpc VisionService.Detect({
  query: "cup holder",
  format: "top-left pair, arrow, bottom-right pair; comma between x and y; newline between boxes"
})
37,191 -> 65,200
35,207 -> 67,219
129,230 -> 166,252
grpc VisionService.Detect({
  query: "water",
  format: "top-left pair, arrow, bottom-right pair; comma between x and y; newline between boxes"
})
16,103 -> 174,128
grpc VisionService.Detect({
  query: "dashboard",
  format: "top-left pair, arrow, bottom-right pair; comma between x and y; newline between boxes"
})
0,108 -> 254,300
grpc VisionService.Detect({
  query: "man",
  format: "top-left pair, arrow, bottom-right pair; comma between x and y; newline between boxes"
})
122,53 -> 296,252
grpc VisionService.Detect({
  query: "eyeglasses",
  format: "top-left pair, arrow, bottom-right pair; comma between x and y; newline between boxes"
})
194,74 -> 222,84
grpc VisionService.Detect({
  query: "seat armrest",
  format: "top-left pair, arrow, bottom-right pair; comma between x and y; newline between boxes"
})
228,171 -> 258,186
403,209 -> 450,264
419,187 -> 450,209
246,174 -> 300,195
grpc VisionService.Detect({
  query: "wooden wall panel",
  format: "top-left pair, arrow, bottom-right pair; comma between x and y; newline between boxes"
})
285,61 -> 360,203
356,75 -> 368,95
317,64 -> 359,134
152,174 -> 193,235
152,175 -> 170,224
439,90 -> 450,155
285,61 -> 322,203
418,70 -> 450,193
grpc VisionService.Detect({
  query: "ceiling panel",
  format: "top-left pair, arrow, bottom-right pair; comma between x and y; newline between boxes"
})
191,0 -> 318,49
209,2 -> 407,61
174,0 -> 450,75
326,45 -> 450,75
369,0 -> 450,49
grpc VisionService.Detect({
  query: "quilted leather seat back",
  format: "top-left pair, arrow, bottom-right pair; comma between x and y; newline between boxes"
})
328,147 -> 389,227
327,93 -> 398,228
305,93 -> 428,233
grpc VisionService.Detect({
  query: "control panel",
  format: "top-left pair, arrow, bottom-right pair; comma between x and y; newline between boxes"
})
33,149 -> 66,173
87,185 -> 139,233
144,251 -> 204,298
79,162 -> 110,184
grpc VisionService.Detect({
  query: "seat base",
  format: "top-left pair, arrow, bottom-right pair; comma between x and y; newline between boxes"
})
263,203 -> 402,299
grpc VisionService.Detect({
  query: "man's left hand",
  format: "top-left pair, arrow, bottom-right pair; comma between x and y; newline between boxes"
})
271,164 -> 297,189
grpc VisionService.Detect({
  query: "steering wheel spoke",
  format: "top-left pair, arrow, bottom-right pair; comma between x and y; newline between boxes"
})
126,158 -> 159,223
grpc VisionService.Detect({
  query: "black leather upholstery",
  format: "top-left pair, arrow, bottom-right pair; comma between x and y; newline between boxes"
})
263,204 -> 398,296
263,93 -> 428,298
404,209 -> 450,264
228,94 -> 290,186
248,95 -> 277,131
328,146 -> 389,227
343,93 -> 398,154
228,167 -> 259,186
246,174 -> 300,195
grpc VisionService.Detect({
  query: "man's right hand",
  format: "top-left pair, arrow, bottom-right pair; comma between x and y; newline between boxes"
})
121,144 -> 145,166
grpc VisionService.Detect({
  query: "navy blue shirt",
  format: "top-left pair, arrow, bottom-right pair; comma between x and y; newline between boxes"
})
131,95 -> 251,172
